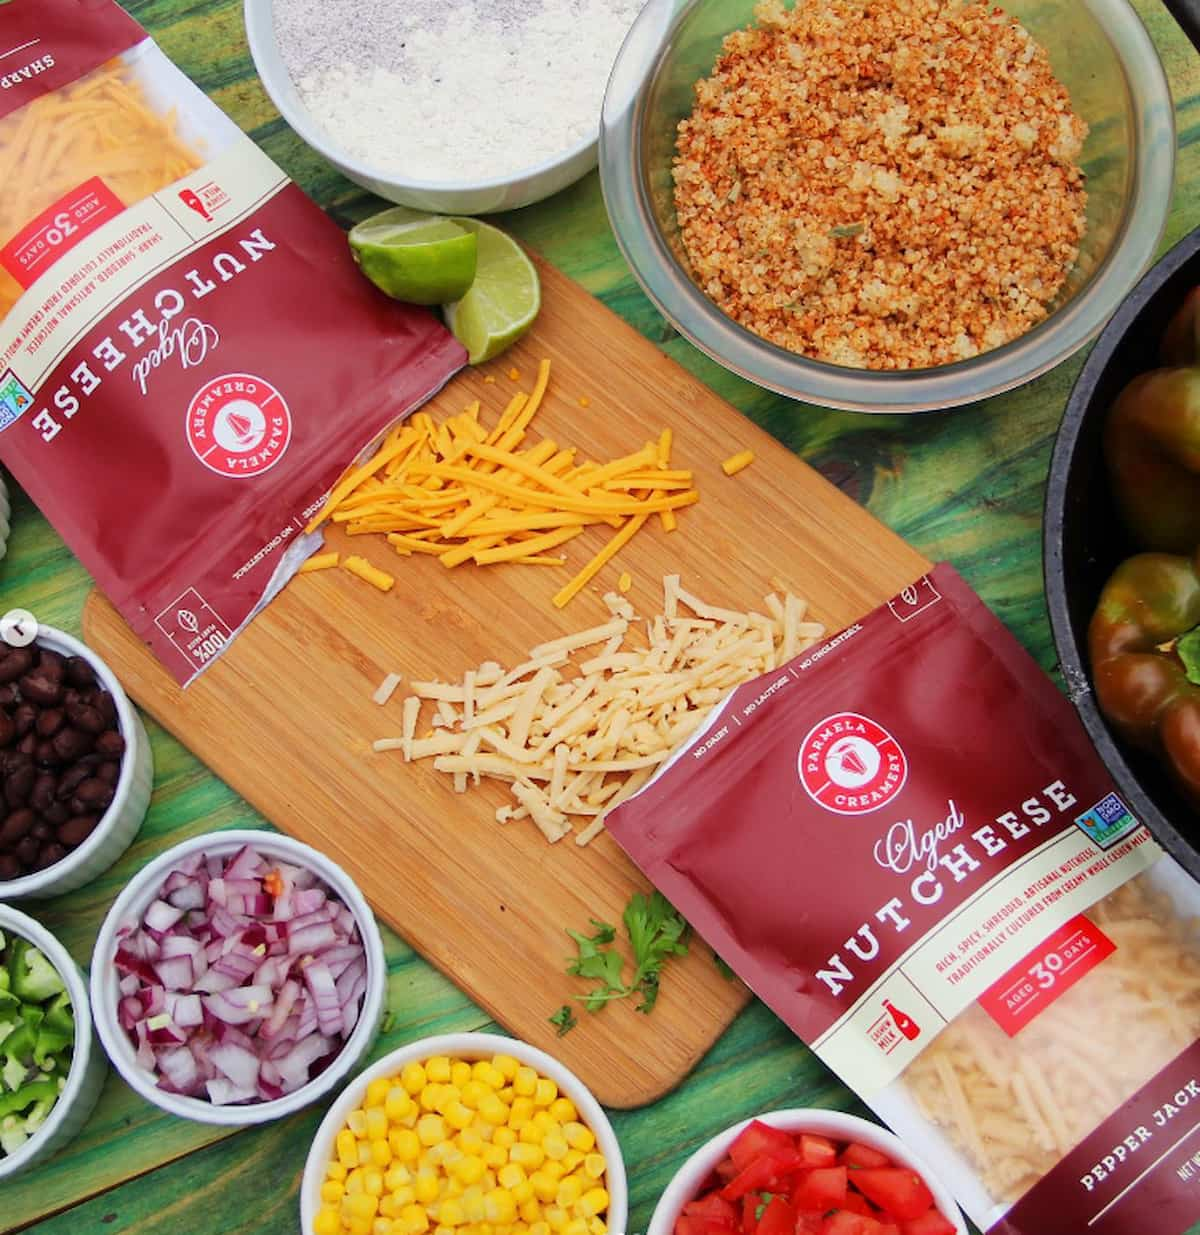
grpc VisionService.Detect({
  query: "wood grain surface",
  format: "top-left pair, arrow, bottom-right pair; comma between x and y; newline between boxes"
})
1,0 -> 1196,1231
81,255 -> 930,1108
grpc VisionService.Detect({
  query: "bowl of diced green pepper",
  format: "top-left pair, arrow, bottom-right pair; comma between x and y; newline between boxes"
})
0,906 -> 105,1177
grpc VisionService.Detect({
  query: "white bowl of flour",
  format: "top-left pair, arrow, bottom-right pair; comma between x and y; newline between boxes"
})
246,0 -> 651,214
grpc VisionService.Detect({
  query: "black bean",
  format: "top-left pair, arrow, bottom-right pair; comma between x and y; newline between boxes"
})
14,834 -> 37,865
12,704 -> 36,738
34,739 -> 60,767
0,853 -> 19,880
37,650 -> 66,682
96,693 -> 117,727
0,649 -> 32,684
94,730 -> 125,758
16,733 -> 36,756
33,843 -> 66,870
51,727 -> 91,762
97,761 -> 120,786
42,801 -> 69,826
0,711 -> 13,748
4,762 -> 33,806
35,707 -> 65,738
58,815 -> 99,847
30,821 -> 50,841
64,657 -> 95,688
64,700 -> 104,734
29,772 -> 56,814
18,673 -> 62,707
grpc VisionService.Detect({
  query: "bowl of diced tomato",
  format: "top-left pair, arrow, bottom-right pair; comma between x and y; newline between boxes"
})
649,1110 -> 966,1235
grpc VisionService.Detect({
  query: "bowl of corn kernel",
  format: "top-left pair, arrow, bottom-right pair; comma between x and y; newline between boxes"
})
302,1032 -> 627,1235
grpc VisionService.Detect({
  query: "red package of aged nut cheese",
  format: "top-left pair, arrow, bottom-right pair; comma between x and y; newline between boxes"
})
608,563 -> 1200,1235
0,0 -> 465,683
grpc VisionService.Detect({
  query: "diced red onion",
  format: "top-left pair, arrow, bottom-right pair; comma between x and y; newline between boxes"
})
114,843 -> 367,1106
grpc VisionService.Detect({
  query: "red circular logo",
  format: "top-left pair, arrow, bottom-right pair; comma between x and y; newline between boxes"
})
186,373 -> 292,479
798,711 -> 908,815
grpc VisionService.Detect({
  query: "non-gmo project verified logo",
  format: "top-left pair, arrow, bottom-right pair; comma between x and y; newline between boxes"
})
0,370 -> 32,432
1074,792 -> 1140,850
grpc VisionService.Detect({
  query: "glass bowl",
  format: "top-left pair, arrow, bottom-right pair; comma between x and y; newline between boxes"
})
600,0 -> 1176,412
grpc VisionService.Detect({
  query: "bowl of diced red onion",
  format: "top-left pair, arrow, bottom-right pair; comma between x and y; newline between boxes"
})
89,830 -> 386,1125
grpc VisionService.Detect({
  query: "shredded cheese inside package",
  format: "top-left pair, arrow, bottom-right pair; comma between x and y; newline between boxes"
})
607,564 -> 1200,1235
0,0 -> 464,683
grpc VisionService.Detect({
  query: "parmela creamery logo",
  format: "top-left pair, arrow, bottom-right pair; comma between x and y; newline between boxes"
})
798,711 -> 908,816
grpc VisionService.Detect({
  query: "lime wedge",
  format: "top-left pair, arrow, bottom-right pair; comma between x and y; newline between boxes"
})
349,206 -> 478,305
444,219 -> 541,364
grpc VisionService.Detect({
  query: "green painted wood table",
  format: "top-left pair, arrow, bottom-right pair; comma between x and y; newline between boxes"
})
2,2 -> 1199,1232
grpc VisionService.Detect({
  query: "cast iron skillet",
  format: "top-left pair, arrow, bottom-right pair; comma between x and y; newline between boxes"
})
1045,227 -> 1200,883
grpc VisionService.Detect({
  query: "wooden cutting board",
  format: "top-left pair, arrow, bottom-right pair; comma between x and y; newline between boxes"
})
84,257 -> 930,1108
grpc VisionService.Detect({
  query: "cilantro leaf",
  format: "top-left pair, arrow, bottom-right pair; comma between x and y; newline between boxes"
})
549,1005 -> 577,1037
755,1193 -> 775,1221
1179,627 -> 1200,686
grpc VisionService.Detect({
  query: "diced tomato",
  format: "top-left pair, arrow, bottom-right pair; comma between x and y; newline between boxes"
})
840,1143 -> 892,1170
730,1122 -> 799,1172
851,1170 -> 934,1222
793,1166 -> 848,1212
741,1194 -> 758,1235
878,1227 -> 900,1235
686,1193 -> 741,1228
898,1212 -> 956,1235
722,1152 -> 808,1200
677,1217 -> 738,1235
675,1216 -> 704,1235
838,1191 -> 873,1217
716,1160 -> 740,1183
794,1213 -> 824,1235
798,1134 -> 838,1168
756,1195 -> 797,1235
821,1212 -> 884,1235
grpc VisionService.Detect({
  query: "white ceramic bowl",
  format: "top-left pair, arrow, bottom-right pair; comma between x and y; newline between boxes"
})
0,906 -> 107,1180
90,829 -> 387,1126
243,2 -> 603,214
0,625 -> 152,901
648,1108 -> 966,1235
301,1032 -> 629,1235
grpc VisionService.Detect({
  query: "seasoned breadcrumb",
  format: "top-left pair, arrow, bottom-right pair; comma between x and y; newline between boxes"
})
672,0 -> 1089,370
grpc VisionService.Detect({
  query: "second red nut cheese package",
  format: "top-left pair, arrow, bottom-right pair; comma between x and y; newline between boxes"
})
0,0 -> 465,683
608,563 -> 1200,1235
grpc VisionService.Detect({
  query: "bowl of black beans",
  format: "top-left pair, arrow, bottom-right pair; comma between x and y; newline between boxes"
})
0,626 -> 152,899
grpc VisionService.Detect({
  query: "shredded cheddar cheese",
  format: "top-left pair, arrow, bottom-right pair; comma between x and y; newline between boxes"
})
377,578 -> 825,846
305,361 -> 699,600
342,555 -> 395,592
721,450 -> 755,477
299,551 -> 339,573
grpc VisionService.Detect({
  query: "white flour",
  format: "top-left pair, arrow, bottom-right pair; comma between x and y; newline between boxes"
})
272,0 -> 644,184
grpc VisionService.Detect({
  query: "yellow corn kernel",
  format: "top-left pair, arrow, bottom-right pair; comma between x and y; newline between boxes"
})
436,1085 -> 464,1113
387,1088 -> 416,1123
386,1166 -> 413,1191
530,1172 -> 558,1203
348,1169 -> 366,1195
401,1063 -> 428,1095
372,1139 -> 394,1168
418,1115 -> 448,1146
519,1199 -> 543,1225
461,1080 -> 489,1109
445,1101 -> 475,1131
432,1142 -> 463,1168
543,1208 -> 568,1232
322,1180 -> 346,1205
513,1068 -> 538,1097
543,1135 -> 568,1162
381,1195 -> 400,1219
483,1171 -> 499,1192
530,1224 -> 551,1235
533,1080 -> 557,1108
491,1054 -> 519,1080
519,1123 -> 543,1146
532,1113 -> 558,1136
510,1097 -> 535,1122
482,1143 -> 508,1169
587,1219 -> 606,1235
367,1077 -> 393,1108
421,1084 -> 446,1112
391,1187 -> 418,1210
548,1100 -> 577,1125
455,1155 -> 487,1185
562,1124 -> 593,1153
392,1129 -> 422,1162
436,1226 -> 455,1235
440,1200 -> 467,1227
464,1188 -> 487,1222
555,1177 -> 583,1209
361,1142 -> 376,1166
350,1194 -> 381,1220
375,1221 -> 395,1235
427,1056 -> 453,1084
351,1221 -> 374,1235
452,1060 -> 473,1088
509,1143 -> 545,1169
365,1168 -> 385,1198
485,1189 -> 518,1224
582,1156 -> 605,1181
402,1204 -> 432,1233
493,1127 -> 517,1150
366,1108 -> 389,1139
416,1172 -> 441,1205
340,1130 -> 362,1167
561,1152 -> 583,1174
579,1189 -> 608,1219
328,1161 -> 349,1183
474,1120 -> 496,1143
499,1087 -> 516,1105
459,1126 -> 486,1154
563,1221 -> 589,1235
541,1162 -> 565,1182
480,1062 -> 507,1090
479,1094 -> 510,1126
314,1209 -> 341,1235
349,1110 -> 370,1138
499,1163 -> 527,1190
512,1180 -> 534,1206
